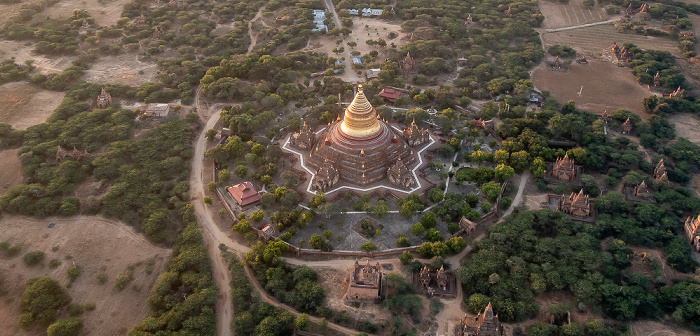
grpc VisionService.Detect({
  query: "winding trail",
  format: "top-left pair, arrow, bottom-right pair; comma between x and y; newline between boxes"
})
190,94 -> 363,335
247,6 -> 266,54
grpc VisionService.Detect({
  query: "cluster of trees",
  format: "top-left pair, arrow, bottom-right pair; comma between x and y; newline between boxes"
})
0,58 -> 33,83
625,44 -> 688,92
129,216 -> 218,335
457,209 -> 700,329
246,239 -> 328,316
0,101 -> 137,219
229,253 -> 311,336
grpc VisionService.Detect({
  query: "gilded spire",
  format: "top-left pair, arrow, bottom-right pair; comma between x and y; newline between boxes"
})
339,84 -> 381,138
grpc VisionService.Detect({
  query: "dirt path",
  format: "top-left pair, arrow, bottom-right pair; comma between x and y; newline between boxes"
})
247,6 -> 266,54
323,0 -> 362,83
502,170 -> 530,218
545,18 -> 621,32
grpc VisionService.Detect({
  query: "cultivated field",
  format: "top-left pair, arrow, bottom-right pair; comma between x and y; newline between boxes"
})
0,148 -> 22,194
0,81 -> 65,129
541,24 -> 679,55
538,0 -> 613,29
531,60 -> 652,117
0,215 -> 170,336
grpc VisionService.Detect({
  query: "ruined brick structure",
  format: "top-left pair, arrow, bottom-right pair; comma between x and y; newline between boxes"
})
653,159 -> 668,183
95,87 -> 112,108
684,215 -> 700,252
304,85 -> 424,189
558,189 -> 592,218
551,153 -> 577,182
311,159 -> 340,192
456,302 -> 504,336
399,52 -> 416,74
290,121 -> 316,150
345,260 -> 383,302
634,181 -> 649,198
621,117 -> 632,134
55,146 -> 90,163
403,119 -> 430,147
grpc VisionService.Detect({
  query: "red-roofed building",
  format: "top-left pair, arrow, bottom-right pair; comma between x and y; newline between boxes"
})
227,182 -> 261,207
379,88 -> 402,103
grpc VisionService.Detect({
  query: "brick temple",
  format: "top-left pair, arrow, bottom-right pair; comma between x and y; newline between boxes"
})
290,85 -> 428,192
456,302 -> 504,336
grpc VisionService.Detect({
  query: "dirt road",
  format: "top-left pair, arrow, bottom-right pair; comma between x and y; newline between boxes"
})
323,0 -> 362,83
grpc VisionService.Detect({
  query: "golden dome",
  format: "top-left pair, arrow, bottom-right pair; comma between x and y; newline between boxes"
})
340,84 -> 381,138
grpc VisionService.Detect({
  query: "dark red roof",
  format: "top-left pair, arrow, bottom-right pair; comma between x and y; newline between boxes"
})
228,182 -> 261,206
379,88 -> 402,102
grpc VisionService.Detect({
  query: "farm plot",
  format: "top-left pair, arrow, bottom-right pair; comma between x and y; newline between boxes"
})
532,59 -> 653,117
541,24 -> 680,55
538,0 -> 612,29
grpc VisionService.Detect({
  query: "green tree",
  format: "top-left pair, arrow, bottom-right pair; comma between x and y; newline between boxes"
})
428,188 -> 444,203
47,317 -> 83,336
205,129 -> 217,141
399,251 -> 414,264
295,314 -> 310,331
494,164 -> 514,182
396,236 -> 410,247
361,242 -> 378,252
20,276 -> 71,326
411,222 -> 425,236
481,181 -> 501,201
420,212 -> 437,228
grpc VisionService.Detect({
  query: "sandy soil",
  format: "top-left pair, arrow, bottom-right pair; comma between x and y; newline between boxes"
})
630,320 -> 697,336
0,148 -> 22,194
0,40 -> 76,74
0,215 -> 170,336
538,0 -> 612,29
0,81 -> 65,129
667,114 -> 700,146
83,53 -> 158,86
532,60 -> 652,117
0,2 -> 28,25
31,0 -> 132,27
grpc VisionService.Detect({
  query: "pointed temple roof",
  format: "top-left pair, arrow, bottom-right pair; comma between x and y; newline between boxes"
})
340,84 -> 381,138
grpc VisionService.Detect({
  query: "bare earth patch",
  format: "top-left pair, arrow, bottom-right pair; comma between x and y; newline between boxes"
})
0,148 -> 22,194
532,60 -> 652,117
83,54 -> 158,86
0,82 -> 65,129
0,40 -> 76,74
33,0 -> 132,27
667,114 -> 700,146
0,215 -> 170,336
630,320 -> 697,336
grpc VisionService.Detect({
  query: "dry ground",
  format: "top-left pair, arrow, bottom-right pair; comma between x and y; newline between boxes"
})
0,81 -> 65,129
667,113 -> 700,146
0,215 -> 170,336
0,40 -> 76,74
538,0 -> 612,29
0,148 -> 22,194
531,60 -> 652,117
30,0 -> 132,27
630,320 -> 697,336
82,53 -> 158,86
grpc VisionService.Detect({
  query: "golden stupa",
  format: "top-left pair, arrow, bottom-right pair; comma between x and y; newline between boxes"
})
339,85 -> 381,138
292,84 -> 425,190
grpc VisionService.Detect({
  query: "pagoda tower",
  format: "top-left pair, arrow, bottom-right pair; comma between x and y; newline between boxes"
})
306,85 -> 420,188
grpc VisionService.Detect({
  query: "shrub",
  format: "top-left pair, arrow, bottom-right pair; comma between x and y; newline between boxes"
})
95,266 -> 108,284
47,317 -> 83,336
23,251 -> 45,266
361,242 -> 377,252
399,251 -> 414,265
49,259 -> 61,269
396,236 -> 410,247
20,276 -> 71,326
66,265 -> 81,285
114,268 -> 134,291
